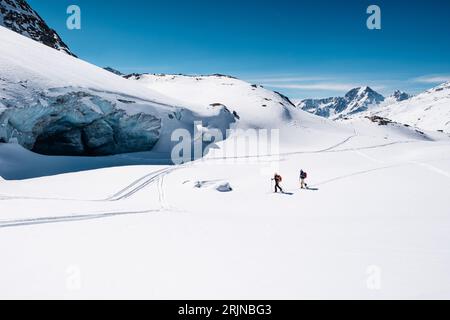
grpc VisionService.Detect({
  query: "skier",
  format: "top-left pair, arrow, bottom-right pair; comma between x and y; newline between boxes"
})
300,169 -> 308,189
273,173 -> 284,193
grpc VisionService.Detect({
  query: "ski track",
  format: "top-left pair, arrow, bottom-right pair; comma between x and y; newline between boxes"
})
0,138 -> 430,229
0,162 -> 191,228
0,138 -> 419,203
409,161 -> 450,181
0,209 -> 166,229
106,167 -> 177,201
311,164 -> 406,188
350,147 -> 450,185
0,167 -> 178,203
204,134 -> 358,161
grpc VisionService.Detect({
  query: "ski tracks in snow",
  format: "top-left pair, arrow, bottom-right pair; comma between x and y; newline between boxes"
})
0,166 -> 185,229
0,135 -> 439,228
106,167 -> 176,201
0,166 -> 179,203
409,161 -> 450,181
315,135 -> 450,188
0,209 -> 164,229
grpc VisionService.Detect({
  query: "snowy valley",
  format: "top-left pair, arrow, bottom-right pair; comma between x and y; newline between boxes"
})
0,0 -> 450,300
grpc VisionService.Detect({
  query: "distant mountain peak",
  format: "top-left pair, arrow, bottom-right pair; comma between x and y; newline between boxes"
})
390,90 -> 411,102
356,86 -> 371,92
345,86 -> 384,102
0,0 -> 74,56
299,86 -> 385,119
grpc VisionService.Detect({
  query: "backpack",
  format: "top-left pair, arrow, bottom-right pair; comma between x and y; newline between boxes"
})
301,171 -> 307,179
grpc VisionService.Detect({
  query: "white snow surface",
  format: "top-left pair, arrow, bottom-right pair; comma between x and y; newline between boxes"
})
1,131 -> 450,299
0,26 -> 239,158
1,25 -> 450,299
0,26 -> 181,107
361,82 -> 450,133
127,73 -> 298,129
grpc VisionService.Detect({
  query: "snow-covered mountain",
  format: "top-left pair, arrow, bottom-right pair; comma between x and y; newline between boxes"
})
0,23 -> 368,178
297,87 -> 412,120
298,86 -> 386,119
0,0 -> 73,55
0,71 -> 447,298
125,73 -> 298,130
310,83 -> 450,134
367,82 -> 450,133
2,2 -> 450,300
0,24 -> 319,161
390,90 -> 411,102
0,25 -> 239,157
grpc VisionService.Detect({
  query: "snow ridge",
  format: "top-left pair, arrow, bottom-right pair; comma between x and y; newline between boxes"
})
366,82 -> 450,133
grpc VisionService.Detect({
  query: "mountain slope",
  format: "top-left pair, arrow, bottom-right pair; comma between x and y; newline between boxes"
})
125,73 -> 298,129
125,73 -> 380,155
367,82 -> 450,133
0,25 -> 237,158
1,25 -> 347,171
0,0 -> 73,55
0,25 -> 435,178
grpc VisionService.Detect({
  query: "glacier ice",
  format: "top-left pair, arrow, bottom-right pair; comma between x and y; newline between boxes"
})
0,85 -> 161,156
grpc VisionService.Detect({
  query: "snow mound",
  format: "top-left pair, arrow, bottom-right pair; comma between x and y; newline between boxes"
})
191,180 -> 233,192
216,182 -> 233,192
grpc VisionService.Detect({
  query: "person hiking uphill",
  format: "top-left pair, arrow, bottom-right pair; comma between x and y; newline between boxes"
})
273,173 -> 284,193
300,169 -> 308,189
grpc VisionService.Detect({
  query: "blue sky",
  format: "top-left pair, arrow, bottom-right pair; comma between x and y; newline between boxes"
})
28,0 -> 450,99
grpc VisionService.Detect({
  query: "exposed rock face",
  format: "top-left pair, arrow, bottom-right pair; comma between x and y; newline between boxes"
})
104,67 -> 124,76
298,87 -> 386,119
0,88 -> 161,156
298,87 -> 414,120
300,96 -> 347,118
391,90 -> 411,102
0,0 -> 74,55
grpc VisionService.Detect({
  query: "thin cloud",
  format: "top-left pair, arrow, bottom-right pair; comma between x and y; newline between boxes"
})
247,76 -> 330,83
263,82 -> 360,91
412,75 -> 450,84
